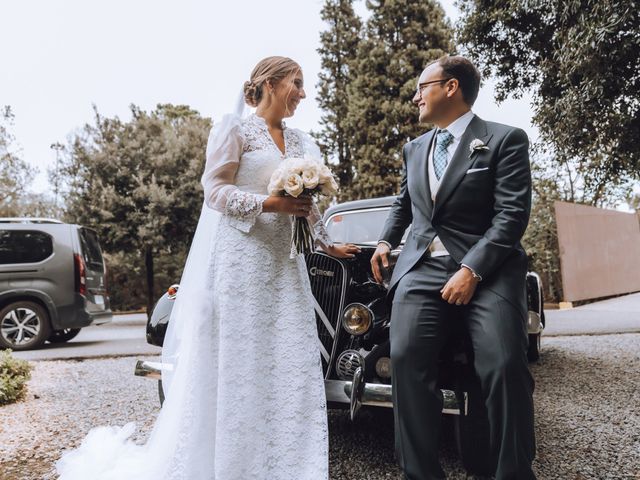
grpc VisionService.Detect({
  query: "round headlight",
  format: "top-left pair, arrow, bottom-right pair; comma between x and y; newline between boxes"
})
342,303 -> 373,336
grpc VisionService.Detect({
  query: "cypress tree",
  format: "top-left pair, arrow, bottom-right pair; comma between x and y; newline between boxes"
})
346,0 -> 453,199
315,0 -> 362,201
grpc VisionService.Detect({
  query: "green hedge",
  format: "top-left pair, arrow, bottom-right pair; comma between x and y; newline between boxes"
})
0,349 -> 32,406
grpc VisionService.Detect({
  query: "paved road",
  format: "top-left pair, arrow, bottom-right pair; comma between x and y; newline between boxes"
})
544,292 -> 640,336
12,313 -> 159,362
11,291 -> 640,362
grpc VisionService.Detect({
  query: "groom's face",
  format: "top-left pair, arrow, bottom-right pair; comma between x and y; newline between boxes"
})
413,64 -> 450,125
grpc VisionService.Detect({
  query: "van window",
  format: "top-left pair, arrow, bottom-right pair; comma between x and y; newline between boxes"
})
0,230 -> 54,264
78,228 -> 105,272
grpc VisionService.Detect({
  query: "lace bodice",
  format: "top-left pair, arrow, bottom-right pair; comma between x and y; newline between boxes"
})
201,114 -> 332,249
240,114 -> 303,156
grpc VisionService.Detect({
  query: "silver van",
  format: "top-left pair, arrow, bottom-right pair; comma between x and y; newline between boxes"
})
0,218 -> 112,350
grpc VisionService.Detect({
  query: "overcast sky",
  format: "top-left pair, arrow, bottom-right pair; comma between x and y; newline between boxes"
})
1,0 -> 538,194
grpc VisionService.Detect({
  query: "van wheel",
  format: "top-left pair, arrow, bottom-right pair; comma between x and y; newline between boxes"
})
0,301 -> 51,351
48,328 -> 82,343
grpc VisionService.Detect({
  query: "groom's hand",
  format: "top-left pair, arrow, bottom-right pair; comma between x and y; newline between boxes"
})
371,243 -> 391,284
440,267 -> 479,305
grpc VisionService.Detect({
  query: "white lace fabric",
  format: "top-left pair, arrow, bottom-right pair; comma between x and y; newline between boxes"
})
56,112 -> 331,480
202,114 -> 333,245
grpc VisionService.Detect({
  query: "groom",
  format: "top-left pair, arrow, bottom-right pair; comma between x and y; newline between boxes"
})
371,56 -> 536,479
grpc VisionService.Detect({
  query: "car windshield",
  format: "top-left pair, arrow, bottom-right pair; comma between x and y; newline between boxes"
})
325,207 -> 409,246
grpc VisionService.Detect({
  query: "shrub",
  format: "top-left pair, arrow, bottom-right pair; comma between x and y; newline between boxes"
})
0,349 -> 32,406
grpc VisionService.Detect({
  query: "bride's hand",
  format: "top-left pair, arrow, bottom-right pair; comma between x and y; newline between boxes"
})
323,243 -> 361,259
262,195 -> 312,217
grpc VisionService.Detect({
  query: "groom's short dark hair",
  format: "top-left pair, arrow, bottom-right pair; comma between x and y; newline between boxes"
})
432,55 -> 481,106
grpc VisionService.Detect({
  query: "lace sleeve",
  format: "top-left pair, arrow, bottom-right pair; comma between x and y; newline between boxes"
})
225,189 -> 268,232
201,114 -> 268,233
307,199 -> 334,250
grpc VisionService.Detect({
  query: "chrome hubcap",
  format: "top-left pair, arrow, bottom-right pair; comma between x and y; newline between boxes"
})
1,308 -> 40,346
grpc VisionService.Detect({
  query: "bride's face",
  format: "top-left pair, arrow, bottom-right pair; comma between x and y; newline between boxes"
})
273,71 -> 306,118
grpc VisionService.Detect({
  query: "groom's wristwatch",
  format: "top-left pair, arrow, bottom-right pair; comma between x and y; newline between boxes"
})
461,264 -> 482,282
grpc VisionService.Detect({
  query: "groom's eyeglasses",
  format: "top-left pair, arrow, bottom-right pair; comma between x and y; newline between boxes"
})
416,78 -> 453,95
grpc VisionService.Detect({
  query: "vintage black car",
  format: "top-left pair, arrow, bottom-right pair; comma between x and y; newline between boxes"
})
135,196 -> 544,475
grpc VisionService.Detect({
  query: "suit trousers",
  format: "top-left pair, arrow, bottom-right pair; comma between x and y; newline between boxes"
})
390,255 -> 536,480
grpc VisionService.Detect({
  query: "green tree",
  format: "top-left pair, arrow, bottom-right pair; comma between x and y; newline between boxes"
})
521,153 -> 564,301
345,0 -> 454,199
457,1 -> 640,300
456,0 -> 640,205
315,0 -> 362,201
57,104 -> 211,315
0,106 -> 37,217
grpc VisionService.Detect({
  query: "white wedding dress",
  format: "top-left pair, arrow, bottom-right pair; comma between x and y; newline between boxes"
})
56,112 -> 330,480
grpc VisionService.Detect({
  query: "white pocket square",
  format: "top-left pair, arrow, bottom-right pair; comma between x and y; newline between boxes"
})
466,167 -> 489,174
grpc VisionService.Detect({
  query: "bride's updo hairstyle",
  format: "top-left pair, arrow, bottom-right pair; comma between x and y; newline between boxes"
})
243,56 -> 300,107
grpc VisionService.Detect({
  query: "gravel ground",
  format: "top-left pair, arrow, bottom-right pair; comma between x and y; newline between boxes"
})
1,334 -> 639,480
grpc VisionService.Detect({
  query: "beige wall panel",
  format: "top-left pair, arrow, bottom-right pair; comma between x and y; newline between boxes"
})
554,201 -> 640,302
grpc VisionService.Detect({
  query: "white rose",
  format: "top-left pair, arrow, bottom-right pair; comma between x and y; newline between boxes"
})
284,173 -> 304,197
268,168 -> 286,195
469,138 -> 489,153
301,165 -> 320,190
320,175 -> 339,195
319,164 -> 333,182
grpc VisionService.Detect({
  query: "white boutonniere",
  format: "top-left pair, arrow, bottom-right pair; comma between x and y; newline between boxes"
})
469,138 -> 489,157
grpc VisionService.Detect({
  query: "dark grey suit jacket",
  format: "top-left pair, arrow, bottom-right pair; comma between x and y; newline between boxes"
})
379,115 -> 532,315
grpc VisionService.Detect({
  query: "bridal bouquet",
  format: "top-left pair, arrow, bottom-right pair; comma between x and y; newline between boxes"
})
268,154 -> 339,255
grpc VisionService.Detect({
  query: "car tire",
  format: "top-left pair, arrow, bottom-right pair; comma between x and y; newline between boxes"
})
158,379 -> 165,406
0,301 -> 52,351
48,328 -> 82,343
527,333 -> 541,362
454,378 -> 494,476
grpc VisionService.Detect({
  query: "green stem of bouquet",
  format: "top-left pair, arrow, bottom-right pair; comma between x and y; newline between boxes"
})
293,216 -> 313,255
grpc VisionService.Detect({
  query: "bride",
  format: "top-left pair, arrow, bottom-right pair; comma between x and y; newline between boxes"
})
56,56 -> 360,480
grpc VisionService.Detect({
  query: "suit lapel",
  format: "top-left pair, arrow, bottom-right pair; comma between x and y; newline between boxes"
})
412,130 -> 435,214
433,116 -> 491,216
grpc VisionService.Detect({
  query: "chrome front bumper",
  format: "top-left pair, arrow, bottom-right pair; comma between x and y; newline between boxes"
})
135,361 -> 467,420
327,366 -> 465,420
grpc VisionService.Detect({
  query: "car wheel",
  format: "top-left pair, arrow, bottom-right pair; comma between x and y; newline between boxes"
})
0,301 -> 52,351
158,379 -> 165,406
527,333 -> 541,362
48,328 -> 82,343
454,378 -> 494,476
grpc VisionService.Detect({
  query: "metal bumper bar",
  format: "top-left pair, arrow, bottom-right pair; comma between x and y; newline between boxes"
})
135,360 -> 164,380
326,367 -> 466,420
135,361 -> 467,420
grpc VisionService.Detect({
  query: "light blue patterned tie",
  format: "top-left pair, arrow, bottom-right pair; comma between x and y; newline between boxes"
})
433,129 -> 454,180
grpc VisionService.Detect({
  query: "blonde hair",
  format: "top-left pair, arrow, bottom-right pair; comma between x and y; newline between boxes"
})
243,56 -> 300,107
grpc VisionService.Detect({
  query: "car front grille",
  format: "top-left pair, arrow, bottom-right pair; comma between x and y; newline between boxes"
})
305,252 -> 347,377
